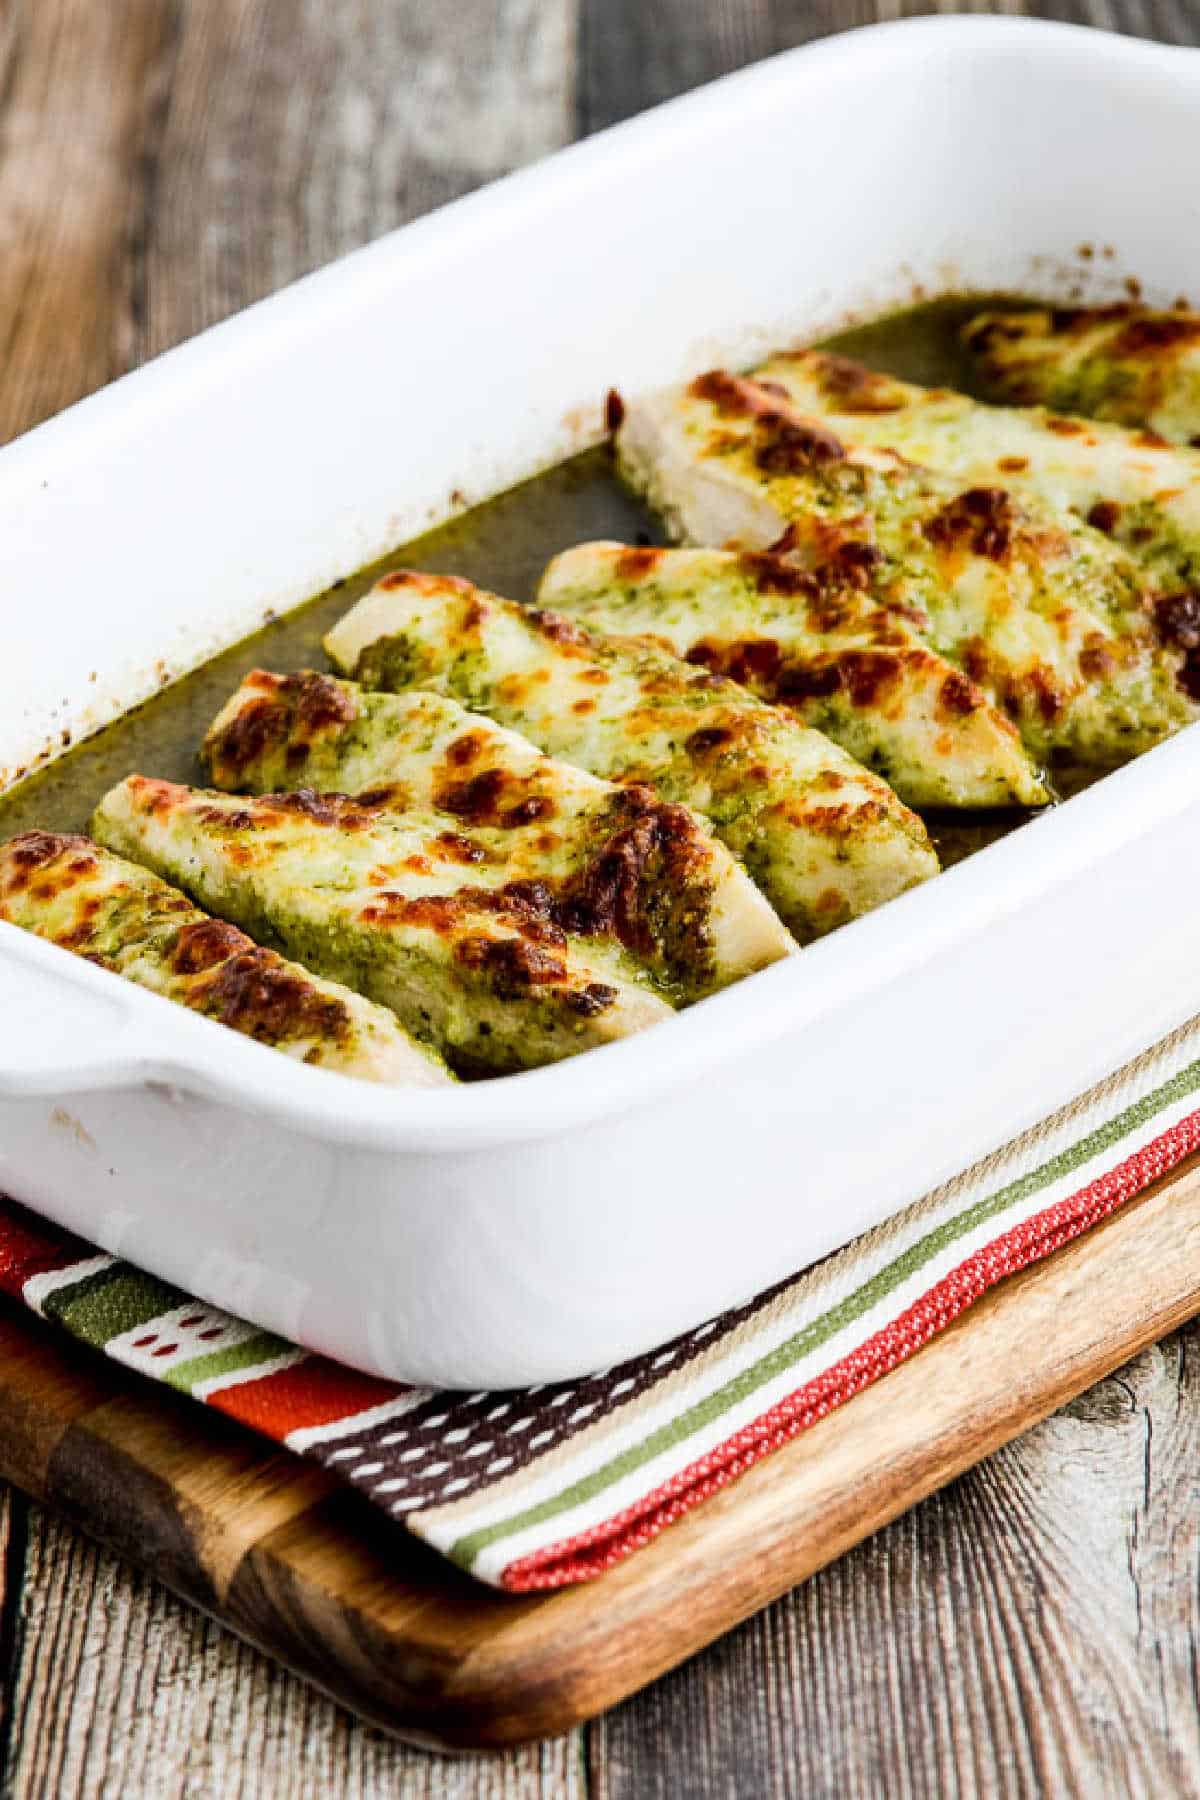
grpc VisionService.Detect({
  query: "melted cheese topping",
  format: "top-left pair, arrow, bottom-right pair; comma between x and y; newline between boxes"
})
964,305 -> 1200,445
539,542 -> 1047,811
202,671 -> 794,995
91,777 -> 674,1076
618,367 -> 1194,767
753,346 -> 1200,712
323,571 -> 940,943
0,831 -> 452,1086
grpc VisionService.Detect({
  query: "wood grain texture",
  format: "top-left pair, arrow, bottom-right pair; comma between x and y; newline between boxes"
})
0,1154 -> 1197,1764
4,1511 -> 584,1800
0,2 -> 581,1791
593,1329 -> 1200,1798
0,0 -> 177,441
4,0 -> 1200,1793
0,0 -> 576,442
138,0 -> 576,362
578,0 -> 773,132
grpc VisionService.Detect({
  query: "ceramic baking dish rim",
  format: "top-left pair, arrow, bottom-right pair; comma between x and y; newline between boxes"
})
2,14 -> 1199,1156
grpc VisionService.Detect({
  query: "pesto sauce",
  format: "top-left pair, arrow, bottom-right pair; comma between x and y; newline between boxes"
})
0,292 -> 1084,872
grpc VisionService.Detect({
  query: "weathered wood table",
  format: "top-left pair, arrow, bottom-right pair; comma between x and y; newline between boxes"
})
3,1 -> 1199,1792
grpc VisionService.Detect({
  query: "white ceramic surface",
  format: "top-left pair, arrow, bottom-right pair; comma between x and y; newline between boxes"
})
2,16 -> 1199,1386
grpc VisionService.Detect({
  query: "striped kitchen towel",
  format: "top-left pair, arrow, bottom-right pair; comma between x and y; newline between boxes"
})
3,1016 -> 1200,1591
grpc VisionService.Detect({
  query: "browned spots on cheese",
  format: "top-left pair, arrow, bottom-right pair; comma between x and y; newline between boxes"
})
434,765 -> 558,832
127,777 -> 185,818
556,790 -> 710,961
170,917 -> 250,975
690,370 -> 778,419
1153,589 -> 1200,702
361,886 -> 560,947
433,831 -> 488,865
1046,417 -> 1086,437
165,917 -> 354,1048
528,607 -> 593,649
1018,667 -> 1068,725
770,660 -> 841,703
436,766 -> 505,823
937,671 -> 983,718
812,352 -> 905,414
207,670 -> 359,777
615,546 -> 664,582
998,455 -> 1029,473
1110,315 -> 1200,358
817,540 -> 885,593
505,796 -> 557,827
1087,500 -> 1122,535
377,568 -> 476,598
777,651 -> 906,712
739,553 -> 817,598
195,952 -> 352,1046
564,982 -> 623,1017
767,522 -> 802,556
194,802 -> 260,831
455,932 -> 571,997
359,786 -> 409,812
445,731 -> 490,768
924,487 -> 1017,562
690,370 -> 846,468
0,830 -> 96,897
56,893 -> 109,949
1079,636 -> 1117,681
685,725 -> 733,756
753,418 -> 847,475
815,800 -> 887,839
960,638 -> 991,687
251,789 -> 384,832
835,651 -> 905,710
686,638 -> 782,687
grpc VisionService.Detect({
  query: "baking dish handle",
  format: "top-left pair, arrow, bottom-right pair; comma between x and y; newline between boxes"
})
0,931 -> 179,1100
0,1018 -> 165,1100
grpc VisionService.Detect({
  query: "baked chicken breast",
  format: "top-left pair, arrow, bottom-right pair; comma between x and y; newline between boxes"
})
323,571 -> 939,943
0,830 -> 452,1086
202,670 -> 794,998
537,542 -> 1048,811
91,777 -> 683,1076
750,346 -> 1200,707
616,368 -> 1193,766
963,304 -> 1200,445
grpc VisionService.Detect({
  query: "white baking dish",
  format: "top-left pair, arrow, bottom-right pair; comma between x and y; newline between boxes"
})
2,16 -> 1199,1388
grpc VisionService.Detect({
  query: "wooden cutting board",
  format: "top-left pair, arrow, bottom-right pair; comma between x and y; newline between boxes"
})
3,1152 -> 1200,1752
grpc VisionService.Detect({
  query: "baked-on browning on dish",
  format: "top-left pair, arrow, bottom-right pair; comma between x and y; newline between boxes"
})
963,304 -> 1200,444
755,346 -> 1200,696
616,368 -> 1196,767
91,777 -> 677,1076
537,542 -> 1048,811
323,571 -> 939,943
0,830 -> 453,1085
202,671 -> 793,995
